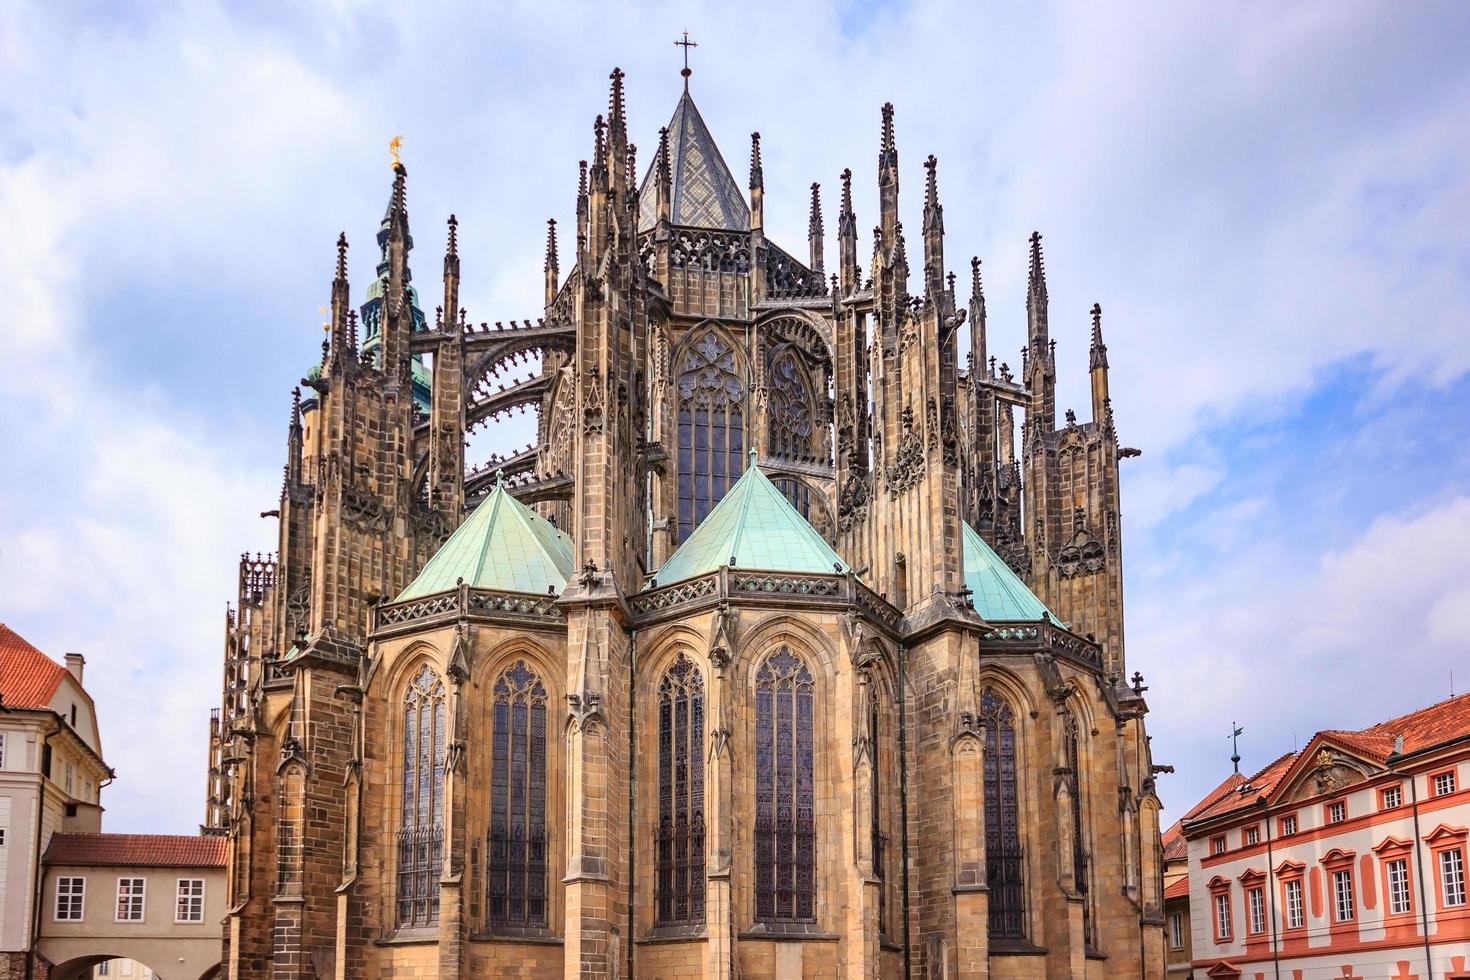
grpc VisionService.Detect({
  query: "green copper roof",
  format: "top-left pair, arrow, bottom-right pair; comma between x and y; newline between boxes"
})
397,478 -> 573,600
962,522 -> 1059,623
637,90 -> 750,233
654,457 -> 847,585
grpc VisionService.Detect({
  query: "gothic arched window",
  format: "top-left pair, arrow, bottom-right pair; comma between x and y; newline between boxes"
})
397,664 -> 446,927
867,681 -> 890,935
767,348 -> 815,459
677,332 -> 746,540
486,661 -> 549,929
656,654 -> 706,925
755,647 -> 816,922
1063,708 -> 1095,946
980,687 -> 1025,939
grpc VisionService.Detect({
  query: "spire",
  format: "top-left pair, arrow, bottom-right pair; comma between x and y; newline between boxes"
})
838,167 -> 858,290
1026,230 -> 1049,347
328,232 -> 351,372
749,132 -> 764,231
969,256 -> 987,376
544,219 -> 560,307
1089,302 -> 1110,425
655,126 -> 672,225
1089,301 -> 1107,369
1024,231 -> 1054,425
922,154 -> 945,301
380,160 -> 413,382
878,103 -> 899,245
443,215 -> 460,329
286,386 -> 304,485
808,182 -> 824,274
607,68 -> 628,192
576,159 -> 589,254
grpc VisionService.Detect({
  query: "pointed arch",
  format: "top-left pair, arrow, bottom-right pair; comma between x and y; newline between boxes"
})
675,325 -> 748,540
485,659 -> 550,929
979,685 -> 1026,939
767,345 -> 817,459
1061,705 -> 1096,947
655,652 -> 706,925
754,645 -> 817,922
396,662 -> 446,927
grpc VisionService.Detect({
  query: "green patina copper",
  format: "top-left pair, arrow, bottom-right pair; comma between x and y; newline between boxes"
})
962,521 -> 1060,623
655,456 -> 847,585
397,476 -> 573,600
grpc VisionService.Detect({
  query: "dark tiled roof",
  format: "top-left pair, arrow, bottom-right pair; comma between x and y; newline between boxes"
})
0,624 -> 68,709
1161,820 -> 1188,862
44,833 -> 226,868
637,91 -> 750,232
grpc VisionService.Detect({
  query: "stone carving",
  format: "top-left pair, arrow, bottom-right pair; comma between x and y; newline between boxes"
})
885,406 -> 925,495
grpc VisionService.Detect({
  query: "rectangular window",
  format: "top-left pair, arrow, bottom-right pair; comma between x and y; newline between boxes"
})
1211,835 -> 1227,855
120,962 -> 132,977
115,878 -> 145,922
1285,879 -> 1304,929
1333,869 -> 1355,921
0,829 -> 6,846
1169,910 -> 1184,949
175,879 -> 204,923
1442,848 -> 1466,907
55,876 -> 85,921
1388,858 -> 1411,914
1280,814 -> 1297,836
1214,892 -> 1232,940
1244,826 -> 1260,846
1327,801 -> 1346,824
1434,771 -> 1457,797
97,963 -> 109,976
0,732 -> 6,768
1248,886 -> 1266,934
64,761 -> 74,796
1382,784 -> 1403,809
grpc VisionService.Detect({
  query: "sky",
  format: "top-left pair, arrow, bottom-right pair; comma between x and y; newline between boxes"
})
1,0 -> 1468,834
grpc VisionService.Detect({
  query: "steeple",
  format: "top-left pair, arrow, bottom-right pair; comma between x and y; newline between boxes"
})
544,218 -> 559,307
922,155 -> 945,303
878,103 -> 899,245
635,87 -> 749,232
838,168 -> 858,291
808,182 -> 824,274
1089,302 -> 1110,425
748,132 -> 764,231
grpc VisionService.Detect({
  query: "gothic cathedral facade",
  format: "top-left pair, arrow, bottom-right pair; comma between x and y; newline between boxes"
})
204,66 -> 1167,979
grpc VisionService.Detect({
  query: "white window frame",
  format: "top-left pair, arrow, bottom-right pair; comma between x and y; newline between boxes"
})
1281,814 -> 1297,836
64,761 -> 74,796
1382,784 -> 1402,809
1214,892 -> 1232,940
1442,847 -> 1466,907
1327,800 -> 1346,824
1247,886 -> 1266,934
1285,878 -> 1304,929
1211,835 -> 1226,855
1244,826 -> 1259,846
55,876 -> 85,921
1434,771 -> 1457,797
175,877 -> 205,923
120,961 -> 132,977
1388,858 -> 1411,915
115,877 -> 146,923
97,962 -> 109,976
0,732 -> 7,768
1332,869 -> 1355,921
1169,909 -> 1184,949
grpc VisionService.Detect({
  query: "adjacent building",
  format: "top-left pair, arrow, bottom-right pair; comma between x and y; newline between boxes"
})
1180,692 -> 1470,979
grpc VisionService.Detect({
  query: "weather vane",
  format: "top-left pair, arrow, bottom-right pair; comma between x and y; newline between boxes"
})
1229,722 -> 1244,775
389,135 -> 403,169
675,31 -> 697,90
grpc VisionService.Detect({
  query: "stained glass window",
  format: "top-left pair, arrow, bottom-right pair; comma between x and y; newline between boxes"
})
656,654 -> 706,924
397,664 -> 446,927
755,647 -> 816,922
677,332 -> 746,540
767,349 -> 814,459
486,661 -> 549,929
980,688 -> 1025,939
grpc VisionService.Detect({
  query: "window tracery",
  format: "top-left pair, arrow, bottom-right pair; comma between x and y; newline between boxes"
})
677,332 -> 746,540
656,654 -> 706,925
980,687 -> 1025,939
397,664 -> 446,927
486,660 -> 549,929
755,646 -> 816,922
767,348 -> 815,459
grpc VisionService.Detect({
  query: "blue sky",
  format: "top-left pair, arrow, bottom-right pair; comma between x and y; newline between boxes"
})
2,1 -> 1468,832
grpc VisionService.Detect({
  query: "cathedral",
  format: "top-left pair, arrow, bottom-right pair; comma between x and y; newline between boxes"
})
204,61 -> 1167,979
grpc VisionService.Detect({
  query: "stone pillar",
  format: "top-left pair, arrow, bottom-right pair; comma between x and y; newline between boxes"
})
705,642 -> 734,980
951,727 -> 988,979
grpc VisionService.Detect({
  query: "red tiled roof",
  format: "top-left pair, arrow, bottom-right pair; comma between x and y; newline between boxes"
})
1361,690 -> 1470,754
1187,752 -> 1297,824
1162,820 -> 1188,862
44,833 -> 226,869
1164,875 -> 1190,901
0,624 -> 68,709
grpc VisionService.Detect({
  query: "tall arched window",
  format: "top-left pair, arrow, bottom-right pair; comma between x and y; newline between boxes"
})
767,348 -> 814,459
397,664 -> 446,927
656,654 -> 706,925
755,647 -> 816,922
867,682 -> 889,935
486,661 -> 549,929
677,332 -> 745,540
1063,708 -> 1094,947
980,687 -> 1025,939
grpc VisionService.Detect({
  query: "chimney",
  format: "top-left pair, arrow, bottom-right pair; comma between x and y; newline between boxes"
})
64,652 -> 84,684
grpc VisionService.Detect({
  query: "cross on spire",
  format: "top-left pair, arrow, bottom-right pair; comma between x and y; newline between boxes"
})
675,31 -> 698,90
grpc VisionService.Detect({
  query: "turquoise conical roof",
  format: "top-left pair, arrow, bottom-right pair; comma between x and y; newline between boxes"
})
654,458 -> 847,585
397,478 -> 573,600
962,522 -> 1059,623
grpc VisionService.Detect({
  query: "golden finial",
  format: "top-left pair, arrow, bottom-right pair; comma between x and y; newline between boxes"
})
389,135 -> 403,169
319,306 -> 330,333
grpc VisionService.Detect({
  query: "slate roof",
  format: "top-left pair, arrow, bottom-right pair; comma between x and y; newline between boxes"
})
0,624 -> 69,709
397,478 -> 574,600
961,523 -> 1060,623
637,90 -> 750,232
654,458 -> 847,585
45,833 -> 226,868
